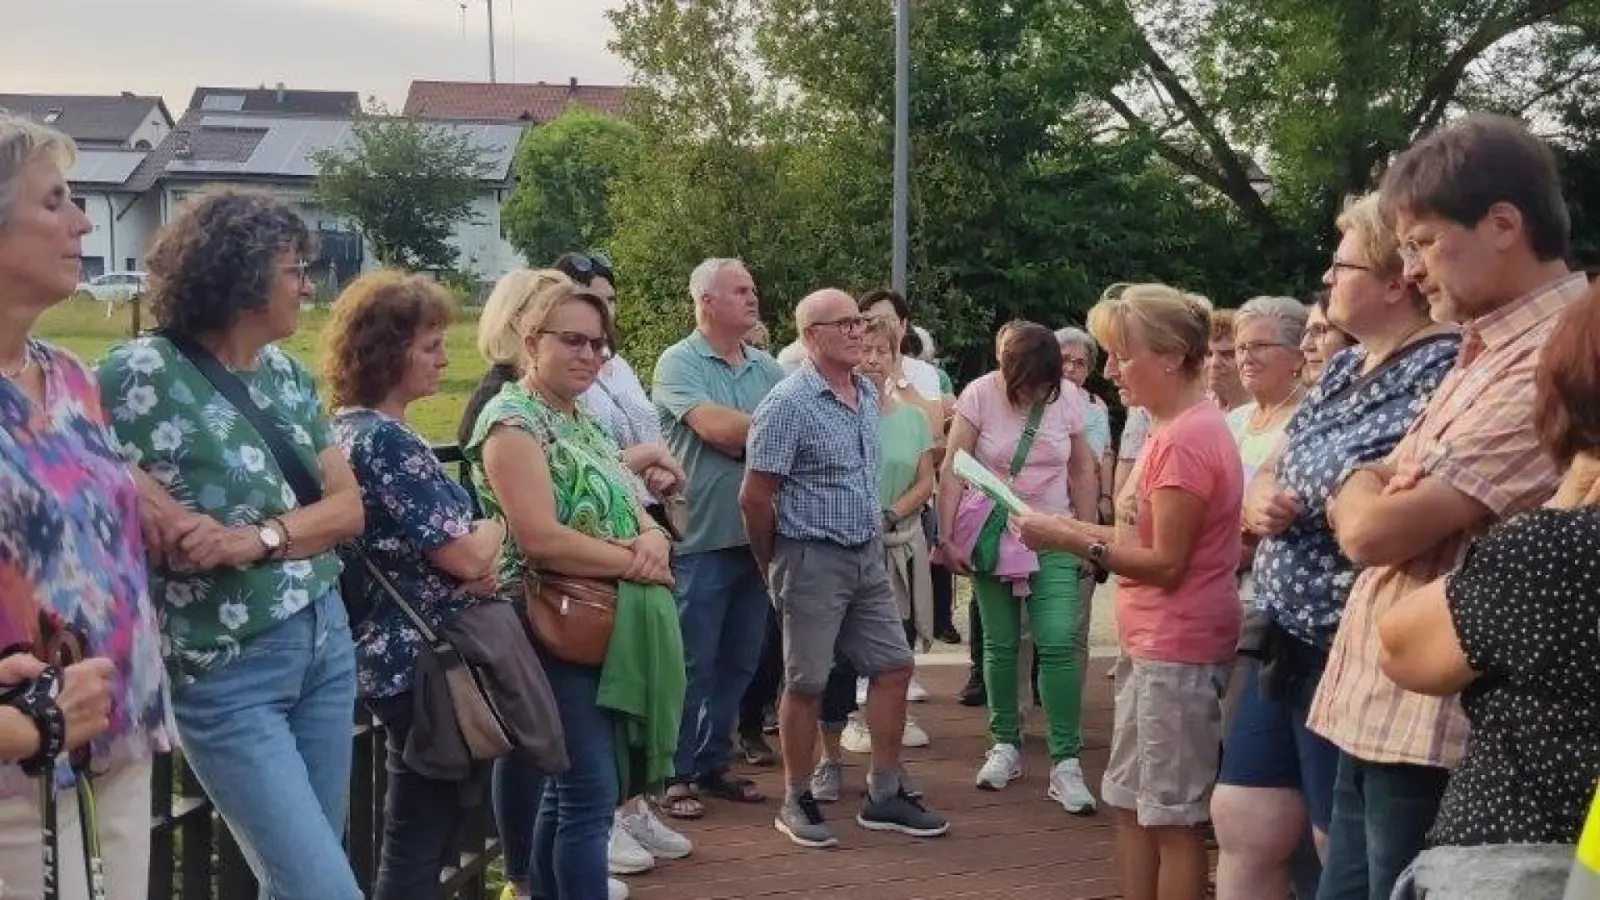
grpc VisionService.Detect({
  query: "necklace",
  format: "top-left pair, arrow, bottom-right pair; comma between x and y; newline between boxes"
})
1248,383 -> 1304,432
0,348 -> 33,380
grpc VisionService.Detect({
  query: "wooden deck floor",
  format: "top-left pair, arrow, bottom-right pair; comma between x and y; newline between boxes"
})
626,660 -> 1123,900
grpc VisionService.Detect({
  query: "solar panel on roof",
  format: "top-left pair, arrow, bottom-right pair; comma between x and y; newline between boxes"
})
200,94 -> 246,111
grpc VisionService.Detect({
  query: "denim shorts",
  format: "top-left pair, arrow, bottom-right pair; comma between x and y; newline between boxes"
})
1217,644 -> 1339,832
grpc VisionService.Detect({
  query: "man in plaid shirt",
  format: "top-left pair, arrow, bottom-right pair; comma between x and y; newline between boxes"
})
1308,114 -> 1586,899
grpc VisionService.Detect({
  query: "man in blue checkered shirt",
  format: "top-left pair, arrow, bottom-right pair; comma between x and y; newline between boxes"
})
742,288 -> 950,849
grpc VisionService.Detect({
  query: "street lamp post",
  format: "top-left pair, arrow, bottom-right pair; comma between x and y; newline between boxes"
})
891,0 -> 909,295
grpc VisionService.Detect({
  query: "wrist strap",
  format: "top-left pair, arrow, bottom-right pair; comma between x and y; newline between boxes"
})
13,668 -> 66,777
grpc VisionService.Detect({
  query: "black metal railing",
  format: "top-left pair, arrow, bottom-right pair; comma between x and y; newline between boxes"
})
146,443 -> 501,899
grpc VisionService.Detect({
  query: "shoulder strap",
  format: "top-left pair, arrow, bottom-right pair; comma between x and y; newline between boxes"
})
1006,402 -> 1046,479
355,550 -> 442,646
159,331 -> 323,506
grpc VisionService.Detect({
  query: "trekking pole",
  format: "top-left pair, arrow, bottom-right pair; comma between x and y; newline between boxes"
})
40,623 -> 104,900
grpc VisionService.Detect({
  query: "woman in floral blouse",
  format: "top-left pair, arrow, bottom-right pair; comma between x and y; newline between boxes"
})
468,279 -> 682,900
1211,192 -> 1459,899
323,271 -> 507,900
97,190 -> 365,899
0,111 -> 164,900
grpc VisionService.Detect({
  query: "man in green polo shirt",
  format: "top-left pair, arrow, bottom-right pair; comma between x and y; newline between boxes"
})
651,257 -> 785,817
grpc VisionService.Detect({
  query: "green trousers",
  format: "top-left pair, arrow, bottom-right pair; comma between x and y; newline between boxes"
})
973,551 -> 1082,762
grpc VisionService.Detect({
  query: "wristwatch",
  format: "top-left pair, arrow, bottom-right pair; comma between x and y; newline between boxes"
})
256,519 -> 286,561
1087,540 -> 1110,566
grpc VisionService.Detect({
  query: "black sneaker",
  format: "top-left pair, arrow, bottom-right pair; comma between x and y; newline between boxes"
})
776,792 -> 838,849
739,732 -> 777,767
857,789 -> 949,838
761,708 -> 780,735
934,624 -> 963,645
957,670 -> 986,707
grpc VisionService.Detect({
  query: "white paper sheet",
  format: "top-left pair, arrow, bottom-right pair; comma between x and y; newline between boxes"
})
952,449 -> 1033,515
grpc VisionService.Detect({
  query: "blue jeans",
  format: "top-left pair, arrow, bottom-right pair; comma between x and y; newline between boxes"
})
493,752 -> 546,889
172,591 -> 360,900
529,656 -> 619,900
1316,752 -> 1449,900
369,692 -> 479,900
672,547 -> 770,779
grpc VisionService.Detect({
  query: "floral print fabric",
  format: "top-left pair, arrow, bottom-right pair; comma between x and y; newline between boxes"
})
1252,336 -> 1460,649
96,336 -> 340,683
0,340 -> 167,796
333,409 -> 476,700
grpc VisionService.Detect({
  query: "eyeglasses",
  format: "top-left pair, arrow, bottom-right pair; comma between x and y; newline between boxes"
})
1398,235 -> 1437,266
808,316 -> 867,334
566,253 -> 613,277
1329,258 -> 1371,274
539,329 -> 612,359
1236,341 -> 1291,357
1061,355 -> 1090,370
281,260 -> 311,283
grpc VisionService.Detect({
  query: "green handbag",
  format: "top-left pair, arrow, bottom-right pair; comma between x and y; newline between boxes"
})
970,401 -> 1045,574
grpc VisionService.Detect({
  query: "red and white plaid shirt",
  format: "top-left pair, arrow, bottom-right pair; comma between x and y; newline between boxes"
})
1307,272 -> 1588,767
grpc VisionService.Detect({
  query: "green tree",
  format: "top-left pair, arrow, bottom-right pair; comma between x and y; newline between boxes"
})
502,108 -> 643,266
312,113 -> 495,271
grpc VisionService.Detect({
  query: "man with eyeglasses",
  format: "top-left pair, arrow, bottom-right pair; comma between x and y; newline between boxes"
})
1306,114 -> 1585,900
651,258 -> 784,819
743,288 -> 950,850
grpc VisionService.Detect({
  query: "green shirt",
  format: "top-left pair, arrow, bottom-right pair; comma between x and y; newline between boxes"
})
465,381 -> 641,588
96,337 -> 339,684
877,403 -> 932,510
937,367 -> 954,396
651,332 -> 783,554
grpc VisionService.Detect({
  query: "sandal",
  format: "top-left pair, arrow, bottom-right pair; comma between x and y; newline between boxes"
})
655,779 -> 704,820
695,767 -> 765,803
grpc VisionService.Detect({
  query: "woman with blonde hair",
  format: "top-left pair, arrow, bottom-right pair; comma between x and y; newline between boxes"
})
1015,284 -> 1244,900
0,110 -> 160,900
468,279 -> 685,900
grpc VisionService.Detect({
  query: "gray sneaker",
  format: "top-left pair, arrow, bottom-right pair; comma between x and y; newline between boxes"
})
811,759 -> 844,803
776,792 -> 839,849
856,790 -> 949,838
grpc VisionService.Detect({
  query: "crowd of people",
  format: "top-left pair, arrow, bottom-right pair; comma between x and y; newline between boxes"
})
1,103 -> 1598,900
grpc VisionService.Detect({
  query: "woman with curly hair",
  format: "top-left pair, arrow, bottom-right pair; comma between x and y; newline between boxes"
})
322,271 -> 507,900
96,189 -> 365,899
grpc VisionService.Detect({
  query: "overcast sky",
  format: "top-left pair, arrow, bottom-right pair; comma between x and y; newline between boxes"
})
1,0 -> 630,112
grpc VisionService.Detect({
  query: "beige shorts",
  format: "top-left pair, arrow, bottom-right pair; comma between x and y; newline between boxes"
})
1102,656 -> 1230,828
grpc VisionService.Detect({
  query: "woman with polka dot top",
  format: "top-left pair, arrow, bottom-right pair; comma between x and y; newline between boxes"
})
1379,286 -> 1600,898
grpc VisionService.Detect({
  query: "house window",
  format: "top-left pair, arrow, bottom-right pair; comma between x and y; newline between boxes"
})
80,256 -> 105,280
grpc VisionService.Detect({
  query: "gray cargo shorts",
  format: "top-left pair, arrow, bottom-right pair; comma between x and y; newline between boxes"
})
768,536 -> 915,695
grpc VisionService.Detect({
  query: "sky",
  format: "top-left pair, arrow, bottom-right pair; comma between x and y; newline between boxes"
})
0,0 -> 631,112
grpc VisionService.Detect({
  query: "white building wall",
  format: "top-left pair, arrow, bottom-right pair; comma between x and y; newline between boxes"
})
78,191 -> 160,276
128,109 -> 170,151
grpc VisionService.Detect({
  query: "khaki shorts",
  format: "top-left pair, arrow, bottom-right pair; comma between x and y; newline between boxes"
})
1102,656 -> 1230,828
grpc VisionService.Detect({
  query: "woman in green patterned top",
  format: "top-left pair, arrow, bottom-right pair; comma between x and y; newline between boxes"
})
467,278 -> 683,900
97,190 -> 365,899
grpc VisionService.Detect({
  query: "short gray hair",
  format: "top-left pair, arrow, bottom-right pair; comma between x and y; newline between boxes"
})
1054,326 -> 1098,369
687,258 -> 746,307
1235,295 -> 1309,348
0,112 -> 77,233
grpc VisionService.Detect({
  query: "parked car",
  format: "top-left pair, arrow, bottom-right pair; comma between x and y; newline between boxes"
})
76,271 -> 147,315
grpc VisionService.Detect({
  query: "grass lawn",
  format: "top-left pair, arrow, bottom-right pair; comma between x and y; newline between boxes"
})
35,297 -> 490,445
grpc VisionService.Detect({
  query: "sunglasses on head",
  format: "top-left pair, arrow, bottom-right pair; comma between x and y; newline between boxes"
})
566,253 -> 613,278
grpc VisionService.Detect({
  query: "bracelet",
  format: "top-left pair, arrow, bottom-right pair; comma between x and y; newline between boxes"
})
13,667 -> 66,777
268,516 -> 293,560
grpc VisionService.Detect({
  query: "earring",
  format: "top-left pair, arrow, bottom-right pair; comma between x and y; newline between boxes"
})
1165,366 -> 1176,374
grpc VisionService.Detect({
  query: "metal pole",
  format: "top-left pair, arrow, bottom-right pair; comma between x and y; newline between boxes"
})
486,0 -> 498,83
891,0 -> 909,295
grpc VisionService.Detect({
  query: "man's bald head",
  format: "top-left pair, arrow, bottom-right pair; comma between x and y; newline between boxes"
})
795,288 -> 856,330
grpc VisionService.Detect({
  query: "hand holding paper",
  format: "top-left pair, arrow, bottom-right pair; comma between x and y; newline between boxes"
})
952,449 -> 1033,515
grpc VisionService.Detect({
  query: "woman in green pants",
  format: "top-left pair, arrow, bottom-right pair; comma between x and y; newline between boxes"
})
934,321 -> 1100,815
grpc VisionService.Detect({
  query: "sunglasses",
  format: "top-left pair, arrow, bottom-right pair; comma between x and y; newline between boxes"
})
566,253 -> 614,278
539,329 -> 613,359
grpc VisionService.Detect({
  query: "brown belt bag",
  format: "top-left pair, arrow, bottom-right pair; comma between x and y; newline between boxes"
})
524,572 -> 617,667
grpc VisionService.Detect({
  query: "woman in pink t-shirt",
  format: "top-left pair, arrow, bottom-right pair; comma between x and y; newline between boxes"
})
934,323 -> 1100,815
1015,285 -> 1243,900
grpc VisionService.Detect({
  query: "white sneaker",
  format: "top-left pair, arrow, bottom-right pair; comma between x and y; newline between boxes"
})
840,712 -> 873,754
619,807 -> 692,860
855,676 -> 869,706
609,877 -> 629,900
975,742 -> 1022,791
907,676 -> 929,703
901,717 -> 930,748
607,817 -> 655,874
1047,758 -> 1097,815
